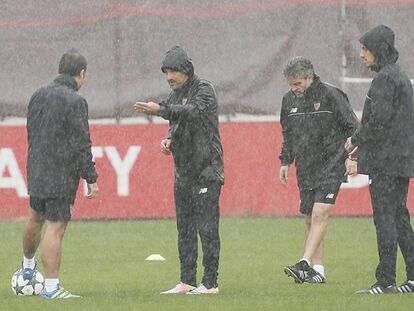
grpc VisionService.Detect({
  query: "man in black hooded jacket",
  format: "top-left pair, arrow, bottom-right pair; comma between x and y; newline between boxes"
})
134,46 -> 224,295
345,25 -> 414,295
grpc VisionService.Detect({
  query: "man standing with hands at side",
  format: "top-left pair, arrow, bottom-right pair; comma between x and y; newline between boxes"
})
134,46 -> 224,295
280,57 -> 358,285
345,25 -> 414,295
21,50 -> 98,299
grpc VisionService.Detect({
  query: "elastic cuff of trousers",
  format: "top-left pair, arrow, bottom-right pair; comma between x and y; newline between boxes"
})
202,278 -> 218,289
378,280 -> 396,287
203,282 -> 218,289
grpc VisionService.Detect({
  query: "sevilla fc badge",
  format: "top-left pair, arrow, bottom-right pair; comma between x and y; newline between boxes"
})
314,102 -> 320,111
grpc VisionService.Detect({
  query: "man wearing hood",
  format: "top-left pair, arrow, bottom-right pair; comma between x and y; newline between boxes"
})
280,57 -> 358,285
21,50 -> 99,299
134,46 -> 224,295
345,25 -> 414,295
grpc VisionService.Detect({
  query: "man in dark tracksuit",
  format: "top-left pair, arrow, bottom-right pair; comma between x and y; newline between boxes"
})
345,25 -> 414,295
280,57 -> 358,284
134,46 -> 224,294
21,50 -> 98,299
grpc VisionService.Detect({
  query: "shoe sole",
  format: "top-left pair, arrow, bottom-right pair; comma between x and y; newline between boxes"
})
160,290 -> 192,295
355,288 -> 398,295
186,288 -> 219,295
40,295 -> 81,299
303,275 -> 326,284
284,267 -> 304,284
397,285 -> 414,294
303,280 -> 326,284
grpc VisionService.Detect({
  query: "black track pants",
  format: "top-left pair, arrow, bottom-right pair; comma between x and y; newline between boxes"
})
174,179 -> 221,288
369,174 -> 414,286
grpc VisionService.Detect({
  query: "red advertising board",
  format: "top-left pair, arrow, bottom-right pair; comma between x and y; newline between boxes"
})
0,121 -> 413,220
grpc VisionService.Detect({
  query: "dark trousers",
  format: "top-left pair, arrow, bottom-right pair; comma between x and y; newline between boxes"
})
174,179 -> 221,288
369,174 -> 414,286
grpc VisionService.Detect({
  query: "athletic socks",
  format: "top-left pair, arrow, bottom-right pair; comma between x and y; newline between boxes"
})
45,278 -> 60,292
313,265 -> 325,278
23,256 -> 36,270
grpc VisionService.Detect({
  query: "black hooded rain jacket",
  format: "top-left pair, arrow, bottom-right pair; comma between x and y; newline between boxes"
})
27,74 -> 97,200
351,25 -> 414,177
158,47 -> 224,185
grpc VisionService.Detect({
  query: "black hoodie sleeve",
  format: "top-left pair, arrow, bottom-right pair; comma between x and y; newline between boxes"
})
68,98 -> 98,184
329,87 -> 359,161
158,82 -> 216,121
158,96 -> 174,139
351,74 -> 396,145
279,95 -> 294,166
331,89 -> 359,137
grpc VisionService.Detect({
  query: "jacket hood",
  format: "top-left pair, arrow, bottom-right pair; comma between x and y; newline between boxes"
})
161,46 -> 194,77
359,25 -> 399,72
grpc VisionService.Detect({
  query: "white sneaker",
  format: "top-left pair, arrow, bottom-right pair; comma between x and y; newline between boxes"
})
160,282 -> 195,294
187,284 -> 219,294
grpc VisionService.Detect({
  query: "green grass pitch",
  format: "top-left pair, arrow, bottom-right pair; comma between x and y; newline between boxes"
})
0,217 -> 413,311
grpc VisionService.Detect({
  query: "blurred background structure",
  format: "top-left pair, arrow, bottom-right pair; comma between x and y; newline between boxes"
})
1,1 -> 414,220
1,0 -> 414,120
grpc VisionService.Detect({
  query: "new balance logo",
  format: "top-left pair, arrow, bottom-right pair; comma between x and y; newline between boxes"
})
199,188 -> 208,194
326,193 -> 334,199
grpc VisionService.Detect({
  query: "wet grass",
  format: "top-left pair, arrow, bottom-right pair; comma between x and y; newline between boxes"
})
0,217 -> 413,311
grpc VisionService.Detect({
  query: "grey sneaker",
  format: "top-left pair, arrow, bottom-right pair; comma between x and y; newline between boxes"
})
39,284 -> 81,299
160,282 -> 195,294
186,284 -> 219,295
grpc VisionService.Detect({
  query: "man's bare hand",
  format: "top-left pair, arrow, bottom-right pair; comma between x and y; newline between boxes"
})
87,182 -> 99,199
344,136 -> 355,152
345,158 -> 357,176
279,165 -> 289,185
160,139 -> 172,155
134,101 -> 160,115
348,146 -> 358,161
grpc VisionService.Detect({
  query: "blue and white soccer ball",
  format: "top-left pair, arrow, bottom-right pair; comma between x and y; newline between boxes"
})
11,269 -> 45,296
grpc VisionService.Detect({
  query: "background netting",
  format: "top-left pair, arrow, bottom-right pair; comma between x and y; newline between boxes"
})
1,0 -> 413,119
